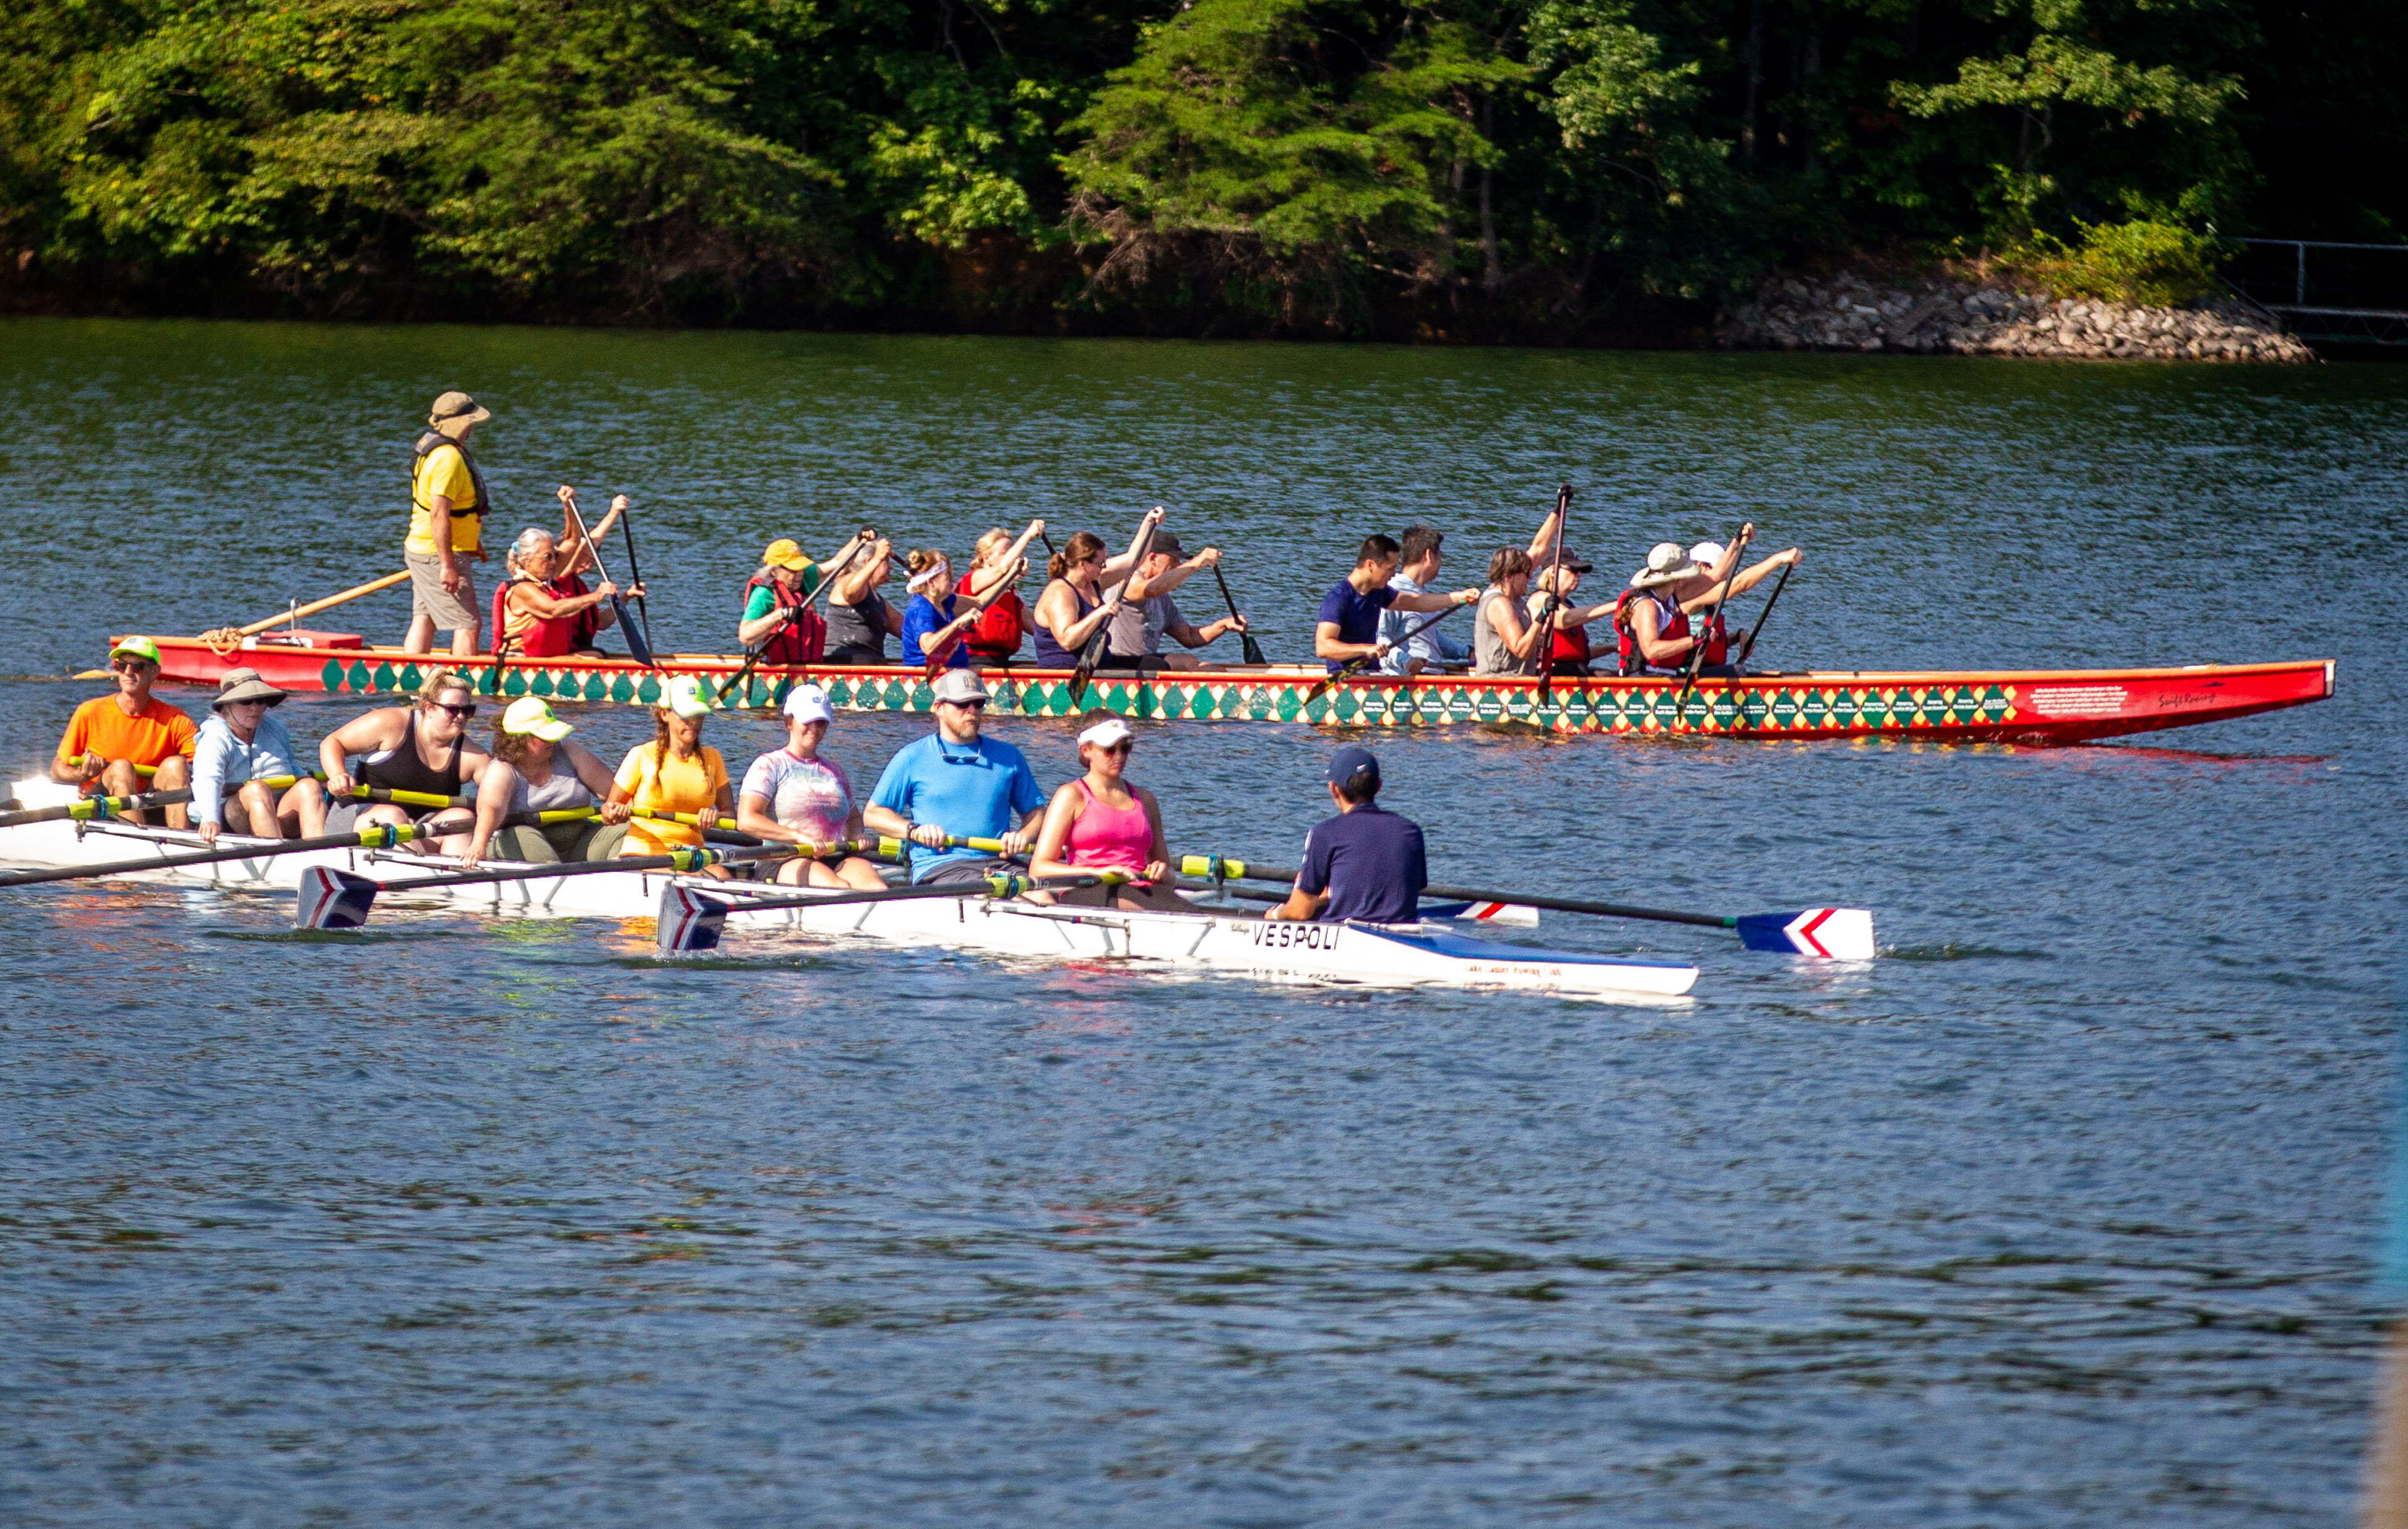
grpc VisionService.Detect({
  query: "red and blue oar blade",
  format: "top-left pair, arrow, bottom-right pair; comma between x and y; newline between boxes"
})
1422,898 -> 1540,928
296,866 -> 382,930
657,884 -> 733,953
1733,907 -> 1876,961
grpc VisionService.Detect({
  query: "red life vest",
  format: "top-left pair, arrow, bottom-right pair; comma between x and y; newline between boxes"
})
955,572 -> 1024,661
744,572 -> 826,666
1548,616 -> 1592,669
1697,609 -> 1730,666
492,573 -> 596,660
1615,589 -> 1691,676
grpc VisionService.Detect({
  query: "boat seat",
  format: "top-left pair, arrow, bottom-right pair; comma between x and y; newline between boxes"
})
250,629 -> 365,650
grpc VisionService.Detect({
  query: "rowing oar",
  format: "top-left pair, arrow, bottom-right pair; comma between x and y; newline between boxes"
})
562,488 -> 657,670
655,870 -> 1124,954
1171,855 -> 1876,960
0,773 -> 431,831
1675,527 -> 1748,707
1210,563 -> 1269,665
1071,510 -> 1161,709
1537,483 -> 1573,704
719,528 -> 876,705
0,822 -> 446,890
1303,605 -> 1461,707
295,842 -> 796,929
1737,559 -> 1793,666
615,494 -> 655,659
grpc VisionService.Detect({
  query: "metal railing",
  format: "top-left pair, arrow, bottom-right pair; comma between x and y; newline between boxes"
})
2231,239 -> 2408,345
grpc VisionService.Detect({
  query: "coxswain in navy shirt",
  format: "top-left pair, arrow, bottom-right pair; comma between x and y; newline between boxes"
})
1314,533 -> 1480,673
1266,747 -> 1428,925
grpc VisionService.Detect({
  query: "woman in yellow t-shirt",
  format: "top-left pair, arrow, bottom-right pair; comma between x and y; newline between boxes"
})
606,676 -> 736,877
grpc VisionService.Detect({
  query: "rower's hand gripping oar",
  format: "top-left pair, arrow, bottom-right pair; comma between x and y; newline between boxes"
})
561,487 -> 657,670
1172,855 -> 1876,960
1209,562 -> 1269,665
657,871 -> 1124,954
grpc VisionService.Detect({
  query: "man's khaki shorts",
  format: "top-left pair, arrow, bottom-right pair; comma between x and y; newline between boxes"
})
405,547 -> 480,633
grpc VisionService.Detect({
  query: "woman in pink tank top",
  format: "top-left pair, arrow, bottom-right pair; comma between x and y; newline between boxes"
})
1029,717 -> 1195,913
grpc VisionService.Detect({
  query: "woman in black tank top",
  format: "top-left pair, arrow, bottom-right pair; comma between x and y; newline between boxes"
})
319,672 -> 493,845
821,537 -> 900,664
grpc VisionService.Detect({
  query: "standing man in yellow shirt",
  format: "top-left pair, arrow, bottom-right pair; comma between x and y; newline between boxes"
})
405,390 -> 493,657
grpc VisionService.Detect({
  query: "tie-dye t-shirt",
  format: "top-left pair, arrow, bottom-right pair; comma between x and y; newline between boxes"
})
739,749 -> 855,843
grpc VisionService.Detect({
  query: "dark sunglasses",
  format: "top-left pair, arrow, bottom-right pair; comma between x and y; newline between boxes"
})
435,702 -> 478,719
110,659 -> 156,674
939,699 -> 987,713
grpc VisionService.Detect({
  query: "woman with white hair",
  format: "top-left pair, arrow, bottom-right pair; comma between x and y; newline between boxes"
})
489,486 -> 639,660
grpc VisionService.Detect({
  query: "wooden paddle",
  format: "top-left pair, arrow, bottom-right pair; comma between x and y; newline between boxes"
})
1210,563 -> 1269,665
656,870 -> 1123,952
614,495 -> 655,658
1536,483 -> 1573,702
1170,854 -> 1877,960
295,842 -> 798,929
717,528 -> 876,705
561,488 -> 656,670
1071,510 -> 1162,708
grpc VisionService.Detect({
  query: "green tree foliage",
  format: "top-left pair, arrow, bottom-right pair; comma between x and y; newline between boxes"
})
0,0 -> 2401,327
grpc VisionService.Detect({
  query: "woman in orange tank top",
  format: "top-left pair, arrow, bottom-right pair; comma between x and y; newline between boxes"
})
1028,717 -> 1195,913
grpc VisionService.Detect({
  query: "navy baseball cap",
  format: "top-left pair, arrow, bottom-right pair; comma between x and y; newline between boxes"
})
1327,747 -> 1380,788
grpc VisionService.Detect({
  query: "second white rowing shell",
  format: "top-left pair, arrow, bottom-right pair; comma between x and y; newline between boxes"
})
1,809 -> 1699,1000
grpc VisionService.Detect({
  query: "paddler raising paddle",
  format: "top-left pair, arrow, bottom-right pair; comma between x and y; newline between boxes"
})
1264,747 -> 1428,925
1104,530 -> 1249,674
821,535 -> 902,665
191,670 -> 329,846
404,390 -> 493,660
1027,718 -> 1193,912
1670,535 -> 1801,676
1314,535 -> 1480,674
737,539 -> 829,666
1030,510 -> 1164,671
319,671 -> 490,847
491,486 -> 638,661
904,520 -> 1044,672
51,636 -> 196,829
457,698 -> 628,868
735,684 -> 887,891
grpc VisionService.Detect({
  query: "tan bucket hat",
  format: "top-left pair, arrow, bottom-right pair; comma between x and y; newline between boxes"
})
214,668 -> 287,709
428,390 -> 492,437
1629,542 -> 1700,590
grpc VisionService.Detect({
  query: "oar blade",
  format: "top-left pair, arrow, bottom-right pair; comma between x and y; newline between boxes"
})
296,867 -> 382,930
1734,907 -> 1876,961
1422,898 -> 1540,928
615,595 -> 658,669
657,883 -> 732,953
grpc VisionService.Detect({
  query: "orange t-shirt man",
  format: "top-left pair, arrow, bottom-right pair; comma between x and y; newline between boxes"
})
56,695 -> 197,793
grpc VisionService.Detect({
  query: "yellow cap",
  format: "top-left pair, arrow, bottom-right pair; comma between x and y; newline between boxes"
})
501,696 -> 574,741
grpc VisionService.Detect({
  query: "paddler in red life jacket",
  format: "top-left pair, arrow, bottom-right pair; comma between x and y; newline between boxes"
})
1524,559 -> 1621,678
1673,536 -> 1802,675
954,521 -> 1049,664
490,486 -> 639,660
737,540 -> 828,666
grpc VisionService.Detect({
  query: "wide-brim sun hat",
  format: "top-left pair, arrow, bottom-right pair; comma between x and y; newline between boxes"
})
501,696 -> 574,742
109,635 -> 163,665
664,674 -> 719,720
782,684 -> 835,725
214,668 -> 286,709
1078,718 -> 1133,749
931,669 -> 990,707
428,390 -> 491,436
1629,542 -> 1699,590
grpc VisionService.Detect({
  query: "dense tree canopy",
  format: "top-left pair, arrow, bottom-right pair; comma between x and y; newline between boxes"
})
0,0 -> 2399,334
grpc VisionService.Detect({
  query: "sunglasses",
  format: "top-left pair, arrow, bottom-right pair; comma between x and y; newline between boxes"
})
434,702 -> 478,719
110,660 -> 156,674
939,698 -> 988,712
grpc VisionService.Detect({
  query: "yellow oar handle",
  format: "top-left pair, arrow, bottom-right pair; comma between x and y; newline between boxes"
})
980,869 -> 1128,898
1180,853 -> 1293,882
536,808 -> 602,825
630,806 -> 723,827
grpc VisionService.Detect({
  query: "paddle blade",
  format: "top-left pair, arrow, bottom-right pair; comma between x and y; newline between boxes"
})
1735,908 -> 1876,960
1422,898 -> 1540,928
656,883 -> 731,953
296,866 -> 381,930
615,595 -> 658,669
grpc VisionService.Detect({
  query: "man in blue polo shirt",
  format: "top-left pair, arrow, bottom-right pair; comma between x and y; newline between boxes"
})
1266,747 -> 1428,924
863,668 -> 1046,883
1314,533 -> 1480,673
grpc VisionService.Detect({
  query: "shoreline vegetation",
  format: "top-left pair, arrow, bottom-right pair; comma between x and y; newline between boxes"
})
2,0 -> 2399,355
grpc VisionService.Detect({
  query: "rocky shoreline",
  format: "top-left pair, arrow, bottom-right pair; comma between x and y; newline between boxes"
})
1717,271 -> 2317,363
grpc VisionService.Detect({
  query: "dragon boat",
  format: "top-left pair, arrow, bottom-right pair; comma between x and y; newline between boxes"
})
127,631 -> 2335,744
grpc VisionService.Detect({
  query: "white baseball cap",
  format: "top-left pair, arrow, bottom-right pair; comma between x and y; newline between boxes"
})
782,683 -> 835,725
931,668 -> 990,706
1077,717 -> 1133,749
1689,541 -> 1727,569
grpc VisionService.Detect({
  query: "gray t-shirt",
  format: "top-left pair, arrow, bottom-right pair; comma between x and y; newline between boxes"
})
1105,592 -> 1183,657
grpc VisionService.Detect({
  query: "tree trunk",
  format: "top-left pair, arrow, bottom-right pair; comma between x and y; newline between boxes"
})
1479,94 -> 1502,292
